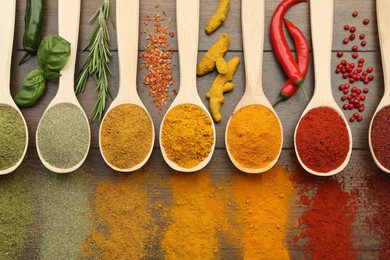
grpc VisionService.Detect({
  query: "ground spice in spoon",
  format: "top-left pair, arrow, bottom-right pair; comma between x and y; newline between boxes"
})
295,107 -> 350,173
100,104 -> 153,170
161,104 -> 214,168
0,105 -> 26,170
370,106 -> 390,169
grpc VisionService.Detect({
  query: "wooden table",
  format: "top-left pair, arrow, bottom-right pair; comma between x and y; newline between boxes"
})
6,0 -> 389,258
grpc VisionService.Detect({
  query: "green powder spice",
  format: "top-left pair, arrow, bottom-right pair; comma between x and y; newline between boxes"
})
0,105 -> 26,170
37,103 -> 90,169
36,170 -> 91,259
0,168 -> 33,259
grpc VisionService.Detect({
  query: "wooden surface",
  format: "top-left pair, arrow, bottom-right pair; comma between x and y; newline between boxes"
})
6,0 -> 389,258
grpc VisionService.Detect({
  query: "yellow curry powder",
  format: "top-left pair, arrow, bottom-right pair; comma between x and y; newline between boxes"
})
227,104 -> 282,169
232,166 -> 294,259
161,104 -> 214,168
80,173 -> 152,259
161,171 -> 226,259
100,104 -> 153,170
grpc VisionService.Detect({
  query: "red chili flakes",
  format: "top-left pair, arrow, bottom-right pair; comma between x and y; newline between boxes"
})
141,10 -> 176,113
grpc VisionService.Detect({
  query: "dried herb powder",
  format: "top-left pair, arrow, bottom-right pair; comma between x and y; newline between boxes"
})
161,104 -> 214,168
100,104 -> 153,169
370,105 -> 390,170
37,103 -> 89,169
0,105 -> 26,170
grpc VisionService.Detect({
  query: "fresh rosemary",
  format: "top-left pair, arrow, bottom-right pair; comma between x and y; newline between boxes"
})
75,0 -> 113,121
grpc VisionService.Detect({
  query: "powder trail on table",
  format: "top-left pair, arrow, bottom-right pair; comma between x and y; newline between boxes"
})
232,165 -> 294,259
161,171 -> 225,259
292,175 -> 358,259
80,172 -> 152,259
0,169 -> 33,260
37,170 -> 91,260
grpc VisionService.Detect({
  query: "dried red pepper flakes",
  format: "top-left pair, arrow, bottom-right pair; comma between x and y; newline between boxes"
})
140,7 -> 176,113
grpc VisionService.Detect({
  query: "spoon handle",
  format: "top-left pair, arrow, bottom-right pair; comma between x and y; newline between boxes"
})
176,0 -> 200,97
0,0 -> 16,103
57,0 -> 81,97
116,0 -> 140,100
310,0 -> 333,100
377,0 -> 390,98
242,0 -> 264,97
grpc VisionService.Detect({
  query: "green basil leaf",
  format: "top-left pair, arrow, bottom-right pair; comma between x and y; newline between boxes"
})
22,70 -> 45,87
43,71 -> 61,80
14,80 -> 46,107
38,35 -> 71,72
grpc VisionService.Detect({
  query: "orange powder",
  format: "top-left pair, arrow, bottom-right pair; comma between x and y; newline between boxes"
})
232,166 -> 294,259
80,173 -> 152,259
161,171 -> 225,259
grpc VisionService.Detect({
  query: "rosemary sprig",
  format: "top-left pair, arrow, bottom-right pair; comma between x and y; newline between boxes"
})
75,0 -> 114,121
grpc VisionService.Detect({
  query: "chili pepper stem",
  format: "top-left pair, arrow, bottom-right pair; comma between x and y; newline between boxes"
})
18,53 -> 32,66
295,79 -> 308,100
272,93 -> 288,107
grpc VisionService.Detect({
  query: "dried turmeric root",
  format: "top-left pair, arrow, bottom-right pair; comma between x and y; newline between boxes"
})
206,57 -> 240,122
197,33 -> 230,76
205,0 -> 230,34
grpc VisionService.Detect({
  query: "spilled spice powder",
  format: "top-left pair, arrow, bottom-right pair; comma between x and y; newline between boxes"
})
161,171 -> 226,259
232,166 -> 294,259
37,170 -> 91,259
292,175 -> 358,259
140,8 -> 176,112
80,172 -> 152,259
0,168 -> 33,259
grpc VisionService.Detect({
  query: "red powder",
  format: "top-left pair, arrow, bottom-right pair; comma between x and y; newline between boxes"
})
370,106 -> 390,170
296,107 -> 350,173
364,170 -> 390,259
292,175 -> 358,259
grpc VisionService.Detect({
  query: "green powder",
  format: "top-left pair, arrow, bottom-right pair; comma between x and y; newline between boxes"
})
37,103 -> 90,169
0,168 -> 33,259
0,105 -> 26,170
37,170 -> 91,259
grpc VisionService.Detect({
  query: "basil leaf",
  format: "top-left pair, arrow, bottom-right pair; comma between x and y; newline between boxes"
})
38,35 -> 71,72
22,70 -> 45,87
14,80 -> 46,107
43,71 -> 61,80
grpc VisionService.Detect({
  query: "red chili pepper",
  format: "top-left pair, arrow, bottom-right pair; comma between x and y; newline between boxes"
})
273,18 -> 310,106
270,0 -> 307,89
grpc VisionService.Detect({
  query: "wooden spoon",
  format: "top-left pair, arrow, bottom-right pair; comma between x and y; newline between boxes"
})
0,0 -> 28,175
294,0 -> 352,176
99,0 -> 155,172
159,0 -> 216,172
36,0 -> 90,173
368,0 -> 390,174
225,0 -> 283,174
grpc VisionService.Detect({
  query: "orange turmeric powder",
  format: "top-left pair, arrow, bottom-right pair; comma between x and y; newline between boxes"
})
227,104 -> 282,169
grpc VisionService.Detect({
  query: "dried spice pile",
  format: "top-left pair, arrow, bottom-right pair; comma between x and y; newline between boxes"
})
140,8 -> 176,113
36,170 -> 91,259
292,175 -> 358,259
232,166 -> 294,259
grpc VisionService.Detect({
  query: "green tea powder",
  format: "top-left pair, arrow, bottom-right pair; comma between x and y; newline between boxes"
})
37,103 -> 89,169
0,105 -> 26,170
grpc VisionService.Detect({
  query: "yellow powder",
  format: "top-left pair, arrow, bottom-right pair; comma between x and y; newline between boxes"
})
232,166 -> 294,259
161,171 -> 222,259
227,104 -> 282,169
80,172 -> 152,259
100,104 -> 153,170
161,104 -> 214,168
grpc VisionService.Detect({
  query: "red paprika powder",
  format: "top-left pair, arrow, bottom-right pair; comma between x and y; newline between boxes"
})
370,106 -> 390,170
295,107 -> 350,173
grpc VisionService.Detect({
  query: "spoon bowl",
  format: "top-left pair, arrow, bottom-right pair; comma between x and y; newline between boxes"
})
99,0 -> 155,172
0,0 -> 29,175
159,0 -> 216,172
225,0 -> 283,174
368,0 -> 390,174
294,0 -> 352,176
36,0 -> 90,173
